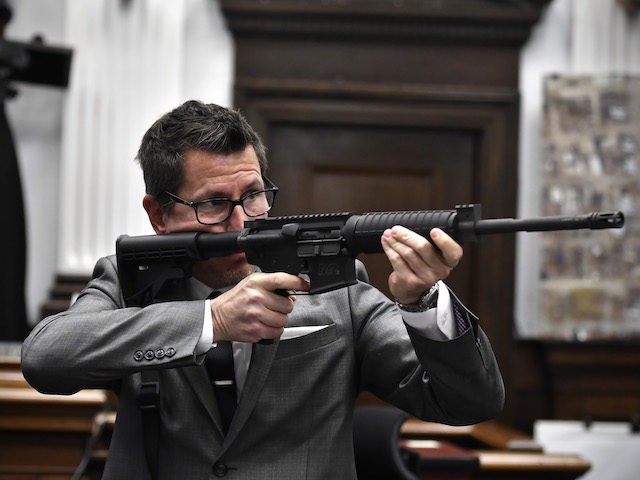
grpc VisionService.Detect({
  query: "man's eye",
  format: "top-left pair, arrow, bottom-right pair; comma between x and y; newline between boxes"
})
200,200 -> 227,209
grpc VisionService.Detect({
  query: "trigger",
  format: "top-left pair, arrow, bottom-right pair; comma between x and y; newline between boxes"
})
275,288 -> 294,297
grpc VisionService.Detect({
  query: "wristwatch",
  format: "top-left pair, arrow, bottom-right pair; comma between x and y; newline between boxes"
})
395,284 -> 439,313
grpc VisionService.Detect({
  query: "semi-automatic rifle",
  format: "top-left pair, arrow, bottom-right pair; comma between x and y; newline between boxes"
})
116,204 -> 624,308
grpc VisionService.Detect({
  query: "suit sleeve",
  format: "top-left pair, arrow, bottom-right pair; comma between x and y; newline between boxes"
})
351,280 -> 504,426
21,256 -> 206,395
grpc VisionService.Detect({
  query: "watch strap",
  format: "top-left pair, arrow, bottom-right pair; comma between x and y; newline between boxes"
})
396,284 -> 438,313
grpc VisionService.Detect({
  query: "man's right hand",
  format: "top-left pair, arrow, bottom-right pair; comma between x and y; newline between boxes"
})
210,272 -> 309,343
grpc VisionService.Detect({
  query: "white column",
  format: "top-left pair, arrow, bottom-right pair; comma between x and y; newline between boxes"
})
516,0 -> 573,338
571,0 -> 640,73
58,0 -> 233,275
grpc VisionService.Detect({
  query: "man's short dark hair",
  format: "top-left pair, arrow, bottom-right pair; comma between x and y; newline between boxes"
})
136,100 -> 267,196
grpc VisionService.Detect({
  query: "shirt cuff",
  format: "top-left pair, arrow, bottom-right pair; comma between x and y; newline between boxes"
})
195,299 -> 214,355
401,281 -> 456,340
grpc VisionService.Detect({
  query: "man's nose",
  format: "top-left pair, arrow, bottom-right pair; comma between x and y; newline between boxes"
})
226,204 -> 248,231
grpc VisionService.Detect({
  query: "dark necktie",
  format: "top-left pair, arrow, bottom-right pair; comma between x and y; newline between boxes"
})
205,341 -> 237,434
204,291 -> 237,434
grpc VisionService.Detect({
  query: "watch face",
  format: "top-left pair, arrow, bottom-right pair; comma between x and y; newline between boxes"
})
423,286 -> 439,308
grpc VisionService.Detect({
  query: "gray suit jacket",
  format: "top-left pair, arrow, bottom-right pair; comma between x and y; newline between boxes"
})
22,255 -> 504,480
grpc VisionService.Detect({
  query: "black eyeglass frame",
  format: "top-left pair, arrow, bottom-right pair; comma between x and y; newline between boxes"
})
162,177 -> 278,226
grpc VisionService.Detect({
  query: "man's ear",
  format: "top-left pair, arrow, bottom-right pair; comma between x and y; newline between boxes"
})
143,194 -> 167,234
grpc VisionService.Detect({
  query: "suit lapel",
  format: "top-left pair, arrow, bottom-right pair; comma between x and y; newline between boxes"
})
178,278 -> 279,441
222,339 -> 279,445
179,363 -> 226,435
174,280 -> 229,435
185,341 -> 278,443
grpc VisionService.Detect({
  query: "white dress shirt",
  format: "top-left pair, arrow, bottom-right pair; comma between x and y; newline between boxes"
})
192,280 -> 457,397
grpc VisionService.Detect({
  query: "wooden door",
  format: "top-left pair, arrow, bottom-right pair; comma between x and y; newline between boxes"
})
267,121 -> 476,300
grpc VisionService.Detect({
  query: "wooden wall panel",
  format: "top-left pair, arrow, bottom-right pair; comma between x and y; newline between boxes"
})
221,0 -> 551,431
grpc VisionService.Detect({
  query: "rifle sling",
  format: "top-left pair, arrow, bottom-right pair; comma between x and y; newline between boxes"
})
138,369 -> 160,480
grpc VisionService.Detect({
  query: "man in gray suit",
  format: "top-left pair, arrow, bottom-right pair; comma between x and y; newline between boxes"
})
22,100 -> 504,479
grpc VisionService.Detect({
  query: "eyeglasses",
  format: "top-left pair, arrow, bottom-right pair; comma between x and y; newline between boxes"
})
163,177 -> 278,226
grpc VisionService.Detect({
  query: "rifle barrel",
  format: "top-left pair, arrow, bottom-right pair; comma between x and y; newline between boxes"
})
473,211 -> 624,235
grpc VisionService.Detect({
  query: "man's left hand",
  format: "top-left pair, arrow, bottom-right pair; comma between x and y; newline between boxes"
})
381,226 -> 463,305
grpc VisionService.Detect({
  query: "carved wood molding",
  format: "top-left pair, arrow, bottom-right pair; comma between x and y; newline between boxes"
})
235,77 -> 519,104
221,0 -> 551,44
223,0 -> 550,106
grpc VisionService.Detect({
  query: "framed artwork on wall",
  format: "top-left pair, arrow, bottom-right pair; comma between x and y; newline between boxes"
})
539,74 -> 639,340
